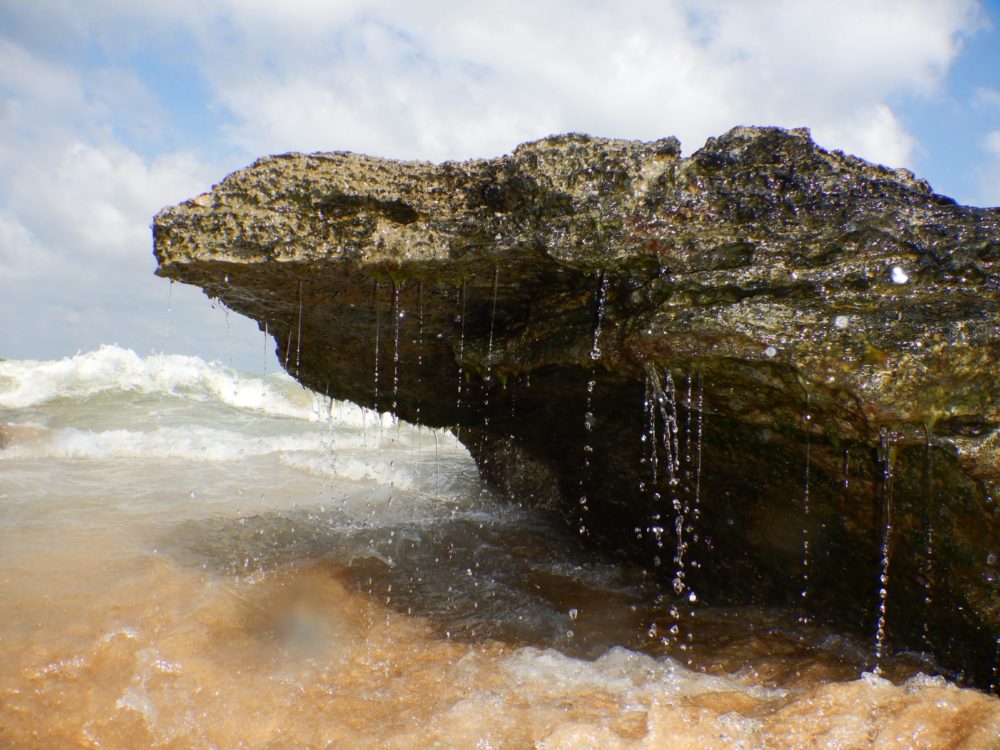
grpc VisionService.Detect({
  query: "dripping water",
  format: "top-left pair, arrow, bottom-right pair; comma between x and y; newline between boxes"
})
842,449 -> 850,489
413,282 -> 425,485
221,274 -> 235,367
799,392 -> 812,624
658,371 -> 681,486
262,322 -> 269,399
223,309 -> 234,366
643,365 -> 696,649
873,429 -> 895,674
641,376 -> 663,559
415,283 -> 424,423
295,280 -> 304,376
660,370 -> 688,601
922,426 -> 934,649
482,268 -> 499,433
691,371 -> 704,575
456,281 -> 466,417
164,280 -> 174,349
392,282 -> 402,420
677,371 -> 703,607
642,374 -> 659,495
373,280 -> 382,445
487,267 -> 499,368
509,377 -> 517,423
578,272 -> 609,535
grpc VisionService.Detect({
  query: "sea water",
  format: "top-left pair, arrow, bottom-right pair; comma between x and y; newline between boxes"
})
1,345 -> 998,749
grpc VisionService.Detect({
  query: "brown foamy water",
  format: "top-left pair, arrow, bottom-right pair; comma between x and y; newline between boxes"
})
2,537 -> 999,750
1,348 -> 998,749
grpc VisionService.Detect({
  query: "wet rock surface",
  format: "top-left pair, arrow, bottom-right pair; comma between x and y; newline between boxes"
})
154,126 -> 1000,689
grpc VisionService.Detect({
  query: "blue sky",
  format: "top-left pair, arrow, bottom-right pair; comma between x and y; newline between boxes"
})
1,0 -> 998,372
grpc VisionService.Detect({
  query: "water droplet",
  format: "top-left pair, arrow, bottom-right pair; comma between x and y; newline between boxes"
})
833,315 -> 850,329
764,346 -> 777,358
568,608 -> 579,621
891,266 -> 909,284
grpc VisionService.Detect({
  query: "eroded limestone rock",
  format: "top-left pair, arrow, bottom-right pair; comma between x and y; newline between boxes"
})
154,126 -> 1000,688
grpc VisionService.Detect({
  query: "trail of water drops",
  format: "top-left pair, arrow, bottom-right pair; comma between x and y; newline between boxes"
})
922,426 -> 934,649
372,280 -> 382,447
164,280 -> 174,350
799,392 -> 812,624
295,280 -> 304,376
392,282 -> 402,422
456,281 -> 466,418
577,273 -> 609,536
482,268 -> 499,434
874,429 -> 895,674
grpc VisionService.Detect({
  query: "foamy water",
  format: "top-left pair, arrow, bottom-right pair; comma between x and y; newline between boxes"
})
1,346 -> 998,749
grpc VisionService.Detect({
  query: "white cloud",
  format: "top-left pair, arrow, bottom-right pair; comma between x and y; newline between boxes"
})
972,87 -> 1000,109
977,130 -> 1000,206
0,0 -> 991,364
161,0 -> 984,168
812,105 -> 919,170
0,38 -> 226,361
985,130 -> 1000,157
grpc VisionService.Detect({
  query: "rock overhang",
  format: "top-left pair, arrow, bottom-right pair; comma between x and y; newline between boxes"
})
154,126 -> 1000,689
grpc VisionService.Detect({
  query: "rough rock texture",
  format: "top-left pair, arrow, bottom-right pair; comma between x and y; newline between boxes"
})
154,126 -> 1000,689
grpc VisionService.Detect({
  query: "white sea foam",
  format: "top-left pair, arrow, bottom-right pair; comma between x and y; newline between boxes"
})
0,425 -> 329,462
0,344 -> 327,421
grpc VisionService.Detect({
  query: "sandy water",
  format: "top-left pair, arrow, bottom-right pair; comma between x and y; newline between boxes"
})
1,346 -> 998,749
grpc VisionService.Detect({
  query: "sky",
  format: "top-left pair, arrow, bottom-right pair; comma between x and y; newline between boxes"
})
1,0 -> 998,373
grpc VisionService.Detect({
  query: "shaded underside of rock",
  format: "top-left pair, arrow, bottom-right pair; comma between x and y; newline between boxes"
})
153,126 -> 1000,689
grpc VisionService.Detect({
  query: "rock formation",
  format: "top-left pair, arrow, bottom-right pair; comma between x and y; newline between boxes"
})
153,126 -> 1000,689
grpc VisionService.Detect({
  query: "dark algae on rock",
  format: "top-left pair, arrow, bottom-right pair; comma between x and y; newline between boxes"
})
154,126 -> 1000,690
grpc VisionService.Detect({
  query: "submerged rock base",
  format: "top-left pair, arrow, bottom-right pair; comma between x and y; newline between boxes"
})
154,126 -> 1000,689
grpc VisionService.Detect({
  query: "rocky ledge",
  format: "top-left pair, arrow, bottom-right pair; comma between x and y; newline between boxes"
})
154,126 -> 1000,689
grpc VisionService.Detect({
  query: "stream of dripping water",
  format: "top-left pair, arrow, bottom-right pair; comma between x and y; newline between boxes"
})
642,366 -> 699,650
413,283 -> 425,486
659,371 -> 689,608
642,375 -> 659,496
392,283 -> 402,430
295,280 -> 304,376
456,281 -> 466,419
799,393 -> 812,624
677,372 -> 703,607
691,372 -> 704,580
577,273 -> 609,535
874,430 -> 895,674
922,426 -> 934,649
482,268 -> 499,433
164,280 -> 173,349
262,322 -> 269,398
373,280 -> 382,446
220,274 -> 235,367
